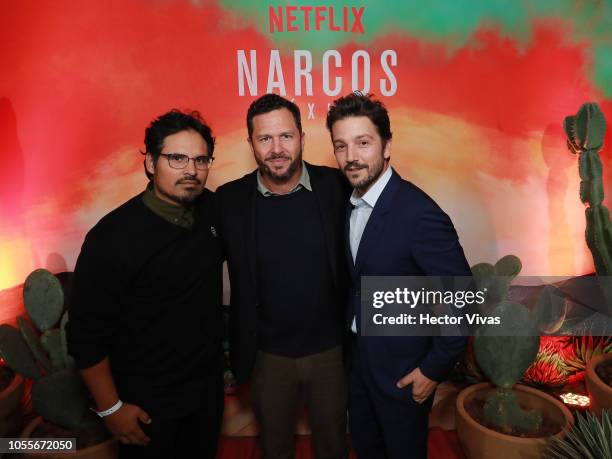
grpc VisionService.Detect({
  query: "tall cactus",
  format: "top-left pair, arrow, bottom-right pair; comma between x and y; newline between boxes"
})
0,269 -> 87,430
565,102 -> 612,316
564,103 -> 612,277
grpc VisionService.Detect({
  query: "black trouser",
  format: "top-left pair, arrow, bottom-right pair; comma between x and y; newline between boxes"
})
119,370 -> 224,459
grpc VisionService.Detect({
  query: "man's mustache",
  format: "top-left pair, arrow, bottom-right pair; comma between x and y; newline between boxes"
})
176,177 -> 202,185
266,153 -> 291,161
344,162 -> 367,171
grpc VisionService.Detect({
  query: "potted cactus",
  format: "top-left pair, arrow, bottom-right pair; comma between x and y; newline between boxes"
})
456,256 -> 574,459
0,269 -> 116,458
564,101 -> 612,415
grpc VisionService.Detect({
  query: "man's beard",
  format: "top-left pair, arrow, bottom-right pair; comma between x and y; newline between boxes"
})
158,178 -> 203,206
345,156 -> 385,193
257,151 -> 302,183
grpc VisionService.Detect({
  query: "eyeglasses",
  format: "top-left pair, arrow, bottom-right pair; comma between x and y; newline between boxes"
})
159,153 -> 215,170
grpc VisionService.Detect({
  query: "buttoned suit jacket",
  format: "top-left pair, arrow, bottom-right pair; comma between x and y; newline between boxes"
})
347,168 -> 470,400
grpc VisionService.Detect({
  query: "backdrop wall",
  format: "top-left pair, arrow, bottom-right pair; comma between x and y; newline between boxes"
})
1,0 -> 612,290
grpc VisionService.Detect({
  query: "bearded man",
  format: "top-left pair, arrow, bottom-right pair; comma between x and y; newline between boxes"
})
326,92 -> 470,459
216,93 -> 350,459
68,110 -> 223,459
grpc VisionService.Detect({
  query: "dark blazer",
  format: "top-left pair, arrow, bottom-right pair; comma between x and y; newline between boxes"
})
216,162 -> 350,383
349,168 -> 470,399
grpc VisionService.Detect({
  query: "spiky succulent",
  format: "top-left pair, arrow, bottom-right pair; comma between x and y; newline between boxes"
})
545,410 -> 611,459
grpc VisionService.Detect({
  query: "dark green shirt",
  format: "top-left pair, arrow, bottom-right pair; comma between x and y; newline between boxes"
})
142,186 -> 194,229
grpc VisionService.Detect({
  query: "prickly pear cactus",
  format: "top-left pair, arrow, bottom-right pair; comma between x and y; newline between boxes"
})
0,269 -> 92,433
23,269 -> 64,332
470,259 -> 561,434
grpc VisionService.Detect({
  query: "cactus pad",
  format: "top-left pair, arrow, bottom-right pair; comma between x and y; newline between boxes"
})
0,324 -> 42,380
59,311 -> 75,369
41,330 -> 66,372
532,286 -> 567,334
474,301 -> 540,388
17,316 -> 51,373
23,269 -> 64,332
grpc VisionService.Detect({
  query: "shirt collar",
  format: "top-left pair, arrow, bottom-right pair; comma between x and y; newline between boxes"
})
142,185 -> 194,229
257,161 -> 312,196
349,165 -> 393,208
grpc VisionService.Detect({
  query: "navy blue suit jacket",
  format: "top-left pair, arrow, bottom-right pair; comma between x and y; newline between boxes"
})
348,168 -> 470,400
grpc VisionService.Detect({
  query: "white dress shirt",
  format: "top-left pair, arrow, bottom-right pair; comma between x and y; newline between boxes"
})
350,166 -> 393,332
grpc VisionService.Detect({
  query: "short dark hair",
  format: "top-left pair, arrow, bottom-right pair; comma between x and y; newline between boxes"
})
246,93 -> 302,138
143,109 -> 215,179
326,92 -> 392,144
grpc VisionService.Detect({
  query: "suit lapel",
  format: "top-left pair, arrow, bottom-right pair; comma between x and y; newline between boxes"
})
345,201 -> 356,280
354,169 -> 401,274
244,171 -> 258,291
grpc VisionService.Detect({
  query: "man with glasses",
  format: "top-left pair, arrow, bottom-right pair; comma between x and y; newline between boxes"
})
67,110 -> 224,459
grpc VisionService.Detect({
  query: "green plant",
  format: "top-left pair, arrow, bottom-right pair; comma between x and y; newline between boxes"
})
471,256 -> 567,434
544,410 -> 611,459
564,102 -> 612,314
564,336 -> 612,375
0,269 -> 87,430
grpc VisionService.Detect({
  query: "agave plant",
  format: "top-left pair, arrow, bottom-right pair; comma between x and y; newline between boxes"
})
564,336 -> 612,375
544,410 -> 611,459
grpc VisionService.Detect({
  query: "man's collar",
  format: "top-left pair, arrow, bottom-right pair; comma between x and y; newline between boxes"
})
142,185 -> 194,228
256,161 -> 312,196
349,165 -> 393,208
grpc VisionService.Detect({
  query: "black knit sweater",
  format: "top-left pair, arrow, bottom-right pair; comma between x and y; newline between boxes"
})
66,190 -> 223,419
255,188 -> 343,357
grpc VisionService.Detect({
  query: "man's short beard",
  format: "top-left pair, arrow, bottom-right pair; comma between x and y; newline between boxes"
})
158,186 -> 200,206
257,151 -> 302,183
348,157 -> 385,193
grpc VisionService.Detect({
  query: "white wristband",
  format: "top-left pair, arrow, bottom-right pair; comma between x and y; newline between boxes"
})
94,399 -> 123,418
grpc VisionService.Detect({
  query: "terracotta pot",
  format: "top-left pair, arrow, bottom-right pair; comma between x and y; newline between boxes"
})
586,353 -> 612,414
456,383 -> 573,459
20,416 -> 117,459
0,372 -> 24,435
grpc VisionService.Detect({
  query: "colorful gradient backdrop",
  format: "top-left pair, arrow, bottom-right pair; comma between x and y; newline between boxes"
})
1,0 -> 612,290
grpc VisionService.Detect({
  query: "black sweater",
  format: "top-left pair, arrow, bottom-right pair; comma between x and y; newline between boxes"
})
255,188 -> 342,357
67,190 -> 223,419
